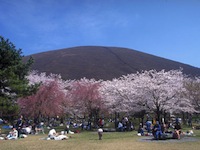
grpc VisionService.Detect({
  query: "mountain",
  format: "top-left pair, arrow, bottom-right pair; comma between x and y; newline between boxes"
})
23,46 -> 200,80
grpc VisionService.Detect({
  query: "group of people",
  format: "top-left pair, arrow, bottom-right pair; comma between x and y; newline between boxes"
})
0,126 -> 20,140
117,117 -> 134,132
138,117 -> 183,140
0,114 -> 193,141
5,127 -> 18,140
0,115 -> 48,140
0,115 -> 74,141
1,127 -> 17,140
0,115 -> 25,140
47,128 -> 69,140
0,126 -> 70,141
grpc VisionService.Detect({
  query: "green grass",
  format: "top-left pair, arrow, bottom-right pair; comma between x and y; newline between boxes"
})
1,129 -> 200,150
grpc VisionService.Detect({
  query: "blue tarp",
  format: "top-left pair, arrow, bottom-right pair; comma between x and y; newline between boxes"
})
2,125 -> 12,129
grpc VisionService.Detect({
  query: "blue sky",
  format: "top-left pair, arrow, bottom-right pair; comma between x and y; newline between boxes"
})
0,0 -> 200,68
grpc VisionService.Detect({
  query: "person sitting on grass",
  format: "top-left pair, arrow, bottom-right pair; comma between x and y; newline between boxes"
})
118,121 -> 124,132
153,121 -> 162,140
35,122 -> 45,134
5,127 -> 18,140
137,123 -> 144,136
48,128 -> 68,140
21,125 -> 32,134
173,121 -> 182,140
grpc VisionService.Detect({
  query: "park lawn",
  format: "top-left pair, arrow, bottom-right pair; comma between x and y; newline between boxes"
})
1,130 -> 200,150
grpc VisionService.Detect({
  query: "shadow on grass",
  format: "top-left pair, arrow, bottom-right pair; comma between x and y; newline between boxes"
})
139,136 -> 199,143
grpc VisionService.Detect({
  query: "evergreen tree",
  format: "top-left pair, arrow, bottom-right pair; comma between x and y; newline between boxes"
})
0,36 -> 34,118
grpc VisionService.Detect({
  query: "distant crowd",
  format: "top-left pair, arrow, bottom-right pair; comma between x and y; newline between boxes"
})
0,114 -> 195,141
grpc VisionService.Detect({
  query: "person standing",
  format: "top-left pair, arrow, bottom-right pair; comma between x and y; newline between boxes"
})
98,128 -> 103,140
16,115 -> 23,138
188,114 -> 192,127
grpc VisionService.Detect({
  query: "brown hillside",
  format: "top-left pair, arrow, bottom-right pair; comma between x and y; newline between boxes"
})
24,46 -> 200,80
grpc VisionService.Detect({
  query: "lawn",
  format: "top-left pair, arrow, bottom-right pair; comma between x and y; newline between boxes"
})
1,129 -> 200,150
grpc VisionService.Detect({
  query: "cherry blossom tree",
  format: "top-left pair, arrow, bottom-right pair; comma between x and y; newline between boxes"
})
18,69 -> 197,125
100,76 -> 143,113
100,77 -> 144,128
27,70 -> 64,85
18,81 -> 65,121
184,77 -> 200,112
133,70 -> 195,121
69,78 -> 107,127
18,71 -> 71,122
101,70 -> 195,122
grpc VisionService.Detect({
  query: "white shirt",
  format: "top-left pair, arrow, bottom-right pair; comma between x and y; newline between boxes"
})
48,129 -> 56,137
12,129 -> 18,139
98,128 -> 103,133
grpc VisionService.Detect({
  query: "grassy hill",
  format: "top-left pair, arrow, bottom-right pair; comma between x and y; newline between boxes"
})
23,46 -> 200,80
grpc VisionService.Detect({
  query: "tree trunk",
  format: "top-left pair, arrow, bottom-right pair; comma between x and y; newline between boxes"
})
155,106 -> 161,123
